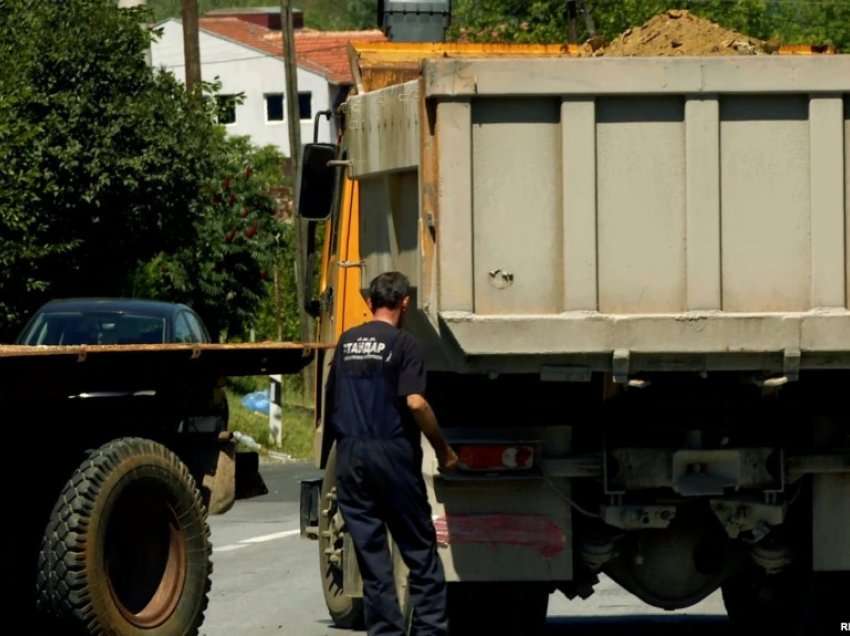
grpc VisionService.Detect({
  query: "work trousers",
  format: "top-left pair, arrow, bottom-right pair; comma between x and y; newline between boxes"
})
336,437 -> 448,636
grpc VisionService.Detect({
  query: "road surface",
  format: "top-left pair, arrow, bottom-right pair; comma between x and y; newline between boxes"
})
202,462 -> 730,635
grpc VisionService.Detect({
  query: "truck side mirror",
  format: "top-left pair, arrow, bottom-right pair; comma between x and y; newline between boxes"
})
297,143 -> 337,221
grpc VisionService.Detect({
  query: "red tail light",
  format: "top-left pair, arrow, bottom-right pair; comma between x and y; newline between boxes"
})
456,444 -> 535,472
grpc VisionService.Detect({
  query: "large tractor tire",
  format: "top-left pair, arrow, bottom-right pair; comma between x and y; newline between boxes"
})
36,437 -> 212,635
318,445 -> 365,629
448,583 -> 549,636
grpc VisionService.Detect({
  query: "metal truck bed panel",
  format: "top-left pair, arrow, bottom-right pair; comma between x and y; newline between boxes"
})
0,342 -> 318,402
345,57 -> 850,370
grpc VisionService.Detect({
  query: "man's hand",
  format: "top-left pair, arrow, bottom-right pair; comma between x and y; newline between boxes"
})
437,445 -> 459,472
407,393 -> 457,472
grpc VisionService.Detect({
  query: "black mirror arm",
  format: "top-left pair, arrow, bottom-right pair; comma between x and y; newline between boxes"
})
313,110 -> 333,144
305,298 -> 322,319
303,220 -> 322,318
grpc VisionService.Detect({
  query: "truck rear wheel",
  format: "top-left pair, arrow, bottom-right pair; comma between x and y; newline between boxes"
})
805,572 -> 850,630
318,445 -> 365,629
722,567 -> 805,633
723,568 -> 850,635
35,437 -> 212,635
448,583 -> 549,636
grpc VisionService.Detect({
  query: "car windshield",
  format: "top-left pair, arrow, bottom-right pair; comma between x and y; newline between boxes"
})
19,311 -> 166,345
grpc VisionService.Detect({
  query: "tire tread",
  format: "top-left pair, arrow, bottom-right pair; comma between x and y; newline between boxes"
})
35,437 -> 212,636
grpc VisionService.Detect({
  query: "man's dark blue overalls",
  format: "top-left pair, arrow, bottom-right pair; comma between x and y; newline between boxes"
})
328,320 -> 448,636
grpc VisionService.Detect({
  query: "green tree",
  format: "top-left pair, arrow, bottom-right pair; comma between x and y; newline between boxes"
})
146,0 -> 379,29
450,0 -> 850,51
131,137 -> 293,340
0,0 -> 289,340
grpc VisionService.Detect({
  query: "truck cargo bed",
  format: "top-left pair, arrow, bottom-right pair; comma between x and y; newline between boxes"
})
345,55 -> 850,373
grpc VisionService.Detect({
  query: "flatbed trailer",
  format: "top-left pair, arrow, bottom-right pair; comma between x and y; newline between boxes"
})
2,342 -> 316,635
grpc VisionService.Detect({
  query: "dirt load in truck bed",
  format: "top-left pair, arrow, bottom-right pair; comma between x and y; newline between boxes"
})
594,9 -> 771,56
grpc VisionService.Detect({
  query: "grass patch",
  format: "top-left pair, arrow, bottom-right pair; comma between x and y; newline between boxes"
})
226,374 -> 314,409
226,388 -> 315,460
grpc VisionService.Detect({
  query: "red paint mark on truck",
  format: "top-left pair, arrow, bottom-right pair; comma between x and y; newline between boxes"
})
433,514 -> 566,558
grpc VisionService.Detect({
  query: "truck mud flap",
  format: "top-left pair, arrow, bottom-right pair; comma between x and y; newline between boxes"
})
300,478 -> 323,539
235,451 -> 268,501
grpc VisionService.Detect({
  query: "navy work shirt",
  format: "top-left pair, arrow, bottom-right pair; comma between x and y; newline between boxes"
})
327,321 -> 426,445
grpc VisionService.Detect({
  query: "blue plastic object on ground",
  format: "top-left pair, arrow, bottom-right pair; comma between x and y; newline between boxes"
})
241,390 -> 270,415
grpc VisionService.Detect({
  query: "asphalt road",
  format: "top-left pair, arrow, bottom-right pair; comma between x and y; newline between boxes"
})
202,463 -> 730,636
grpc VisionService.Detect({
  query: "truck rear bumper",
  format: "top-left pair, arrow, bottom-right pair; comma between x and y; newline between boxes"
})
441,310 -> 850,373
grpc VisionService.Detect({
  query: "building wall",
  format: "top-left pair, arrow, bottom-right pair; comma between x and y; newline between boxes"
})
150,19 -> 335,156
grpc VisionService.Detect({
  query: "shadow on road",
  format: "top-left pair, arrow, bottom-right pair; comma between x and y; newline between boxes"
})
545,614 -> 731,635
318,615 -> 732,635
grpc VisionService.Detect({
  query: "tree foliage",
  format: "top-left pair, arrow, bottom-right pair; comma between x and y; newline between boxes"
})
147,0 -> 379,30
450,0 -> 850,51
130,137 -> 293,340
0,0 -> 288,341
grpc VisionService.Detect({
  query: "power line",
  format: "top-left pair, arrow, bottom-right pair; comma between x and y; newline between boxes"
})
156,53 -> 277,68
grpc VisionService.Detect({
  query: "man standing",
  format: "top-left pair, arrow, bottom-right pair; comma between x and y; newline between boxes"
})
327,271 -> 458,636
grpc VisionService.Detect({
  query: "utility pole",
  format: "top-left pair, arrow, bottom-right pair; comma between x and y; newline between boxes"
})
582,0 -> 597,39
181,0 -> 202,93
566,0 -> 596,44
118,0 -> 152,65
280,0 -> 312,404
281,0 -> 302,166
566,0 -> 578,44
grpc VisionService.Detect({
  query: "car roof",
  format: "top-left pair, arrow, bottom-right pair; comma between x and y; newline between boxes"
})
36,298 -> 193,318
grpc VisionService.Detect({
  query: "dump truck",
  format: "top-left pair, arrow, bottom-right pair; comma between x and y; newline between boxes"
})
298,44 -> 850,634
3,341 -> 313,634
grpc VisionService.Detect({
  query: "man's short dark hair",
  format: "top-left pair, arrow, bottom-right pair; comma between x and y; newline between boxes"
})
368,272 -> 410,310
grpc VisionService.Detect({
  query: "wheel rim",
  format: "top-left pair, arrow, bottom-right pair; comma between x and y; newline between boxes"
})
320,486 -> 347,595
105,480 -> 187,628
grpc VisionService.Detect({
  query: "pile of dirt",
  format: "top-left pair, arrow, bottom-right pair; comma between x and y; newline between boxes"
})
593,10 -> 772,57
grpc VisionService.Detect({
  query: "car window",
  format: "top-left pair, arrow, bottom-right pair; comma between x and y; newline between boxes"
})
183,312 -> 207,343
173,313 -> 195,343
19,312 -> 166,345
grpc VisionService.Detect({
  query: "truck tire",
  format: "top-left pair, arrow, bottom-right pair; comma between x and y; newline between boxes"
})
724,569 -> 849,635
318,445 -> 365,629
722,568 -> 805,633
35,437 -> 212,636
448,583 -> 549,636
803,572 -> 850,632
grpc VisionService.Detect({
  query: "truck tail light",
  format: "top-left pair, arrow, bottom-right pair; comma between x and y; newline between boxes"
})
456,444 -> 535,472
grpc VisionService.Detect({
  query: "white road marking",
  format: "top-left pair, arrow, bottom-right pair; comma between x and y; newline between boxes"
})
214,544 -> 251,554
240,529 -> 301,544
213,528 -> 301,554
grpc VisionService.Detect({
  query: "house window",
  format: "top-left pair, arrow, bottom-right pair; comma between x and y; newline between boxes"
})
265,93 -> 284,123
298,91 -> 312,120
216,95 -> 237,125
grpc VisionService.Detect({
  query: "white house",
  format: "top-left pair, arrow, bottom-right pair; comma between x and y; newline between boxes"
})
150,11 -> 385,156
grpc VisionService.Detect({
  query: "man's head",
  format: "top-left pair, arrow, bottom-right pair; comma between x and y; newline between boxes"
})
368,271 -> 411,326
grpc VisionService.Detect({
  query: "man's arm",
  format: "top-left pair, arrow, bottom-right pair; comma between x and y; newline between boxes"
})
407,393 -> 458,471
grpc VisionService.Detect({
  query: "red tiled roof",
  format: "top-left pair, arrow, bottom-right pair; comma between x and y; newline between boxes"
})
198,17 -> 387,84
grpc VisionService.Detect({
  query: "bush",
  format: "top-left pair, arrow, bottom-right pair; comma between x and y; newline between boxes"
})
0,0 -> 293,341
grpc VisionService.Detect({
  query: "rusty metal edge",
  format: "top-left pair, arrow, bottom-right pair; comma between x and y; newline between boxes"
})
0,341 -> 333,359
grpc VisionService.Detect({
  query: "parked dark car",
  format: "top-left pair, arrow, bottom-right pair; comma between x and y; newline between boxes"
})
16,298 -> 225,434
17,298 -> 211,345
